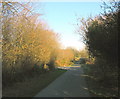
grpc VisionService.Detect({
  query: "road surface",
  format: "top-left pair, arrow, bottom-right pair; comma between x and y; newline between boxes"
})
34,65 -> 90,97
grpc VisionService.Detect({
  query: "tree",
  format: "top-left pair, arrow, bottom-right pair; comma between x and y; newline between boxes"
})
78,1 -> 119,65
2,1 -> 60,86
56,48 -> 74,66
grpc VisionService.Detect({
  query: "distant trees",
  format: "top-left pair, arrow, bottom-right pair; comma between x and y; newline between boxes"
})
73,49 -> 89,64
55,48 -> 74,66
79,49 -> 88,58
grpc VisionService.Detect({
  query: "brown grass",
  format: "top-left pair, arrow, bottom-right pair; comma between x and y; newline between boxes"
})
2,69 -> 66,97
81,64 -> 118,97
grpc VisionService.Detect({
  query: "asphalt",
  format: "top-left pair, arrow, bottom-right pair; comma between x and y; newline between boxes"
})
34,65 -> 90,97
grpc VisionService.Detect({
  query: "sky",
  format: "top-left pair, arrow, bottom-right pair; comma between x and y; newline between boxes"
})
33,2 -> 103,50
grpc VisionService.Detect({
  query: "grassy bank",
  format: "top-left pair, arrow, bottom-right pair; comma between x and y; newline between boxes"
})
81,64 -> 118,97
2,69 -> 66,97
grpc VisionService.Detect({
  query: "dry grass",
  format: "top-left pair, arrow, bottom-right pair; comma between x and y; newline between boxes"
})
2,69 -> 66,97
81,64 -> 118,97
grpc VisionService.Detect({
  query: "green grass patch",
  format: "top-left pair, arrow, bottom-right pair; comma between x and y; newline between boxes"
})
3,69 -> 67,97
81,64 -> 118,97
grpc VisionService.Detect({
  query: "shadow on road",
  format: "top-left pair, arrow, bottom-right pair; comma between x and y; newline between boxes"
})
34,64 -> 90,97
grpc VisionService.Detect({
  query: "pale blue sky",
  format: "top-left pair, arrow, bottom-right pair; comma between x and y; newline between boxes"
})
33,2 -> 103,50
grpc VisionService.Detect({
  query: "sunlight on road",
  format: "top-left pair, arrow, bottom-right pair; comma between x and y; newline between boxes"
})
81,74 -> 97,80
57,64 -> 81,70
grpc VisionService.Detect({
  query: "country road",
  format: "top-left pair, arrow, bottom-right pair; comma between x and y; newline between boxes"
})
34,64 -> 90,97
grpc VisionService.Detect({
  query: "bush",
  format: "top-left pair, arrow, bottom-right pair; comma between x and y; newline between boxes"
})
79,58 -> 86,64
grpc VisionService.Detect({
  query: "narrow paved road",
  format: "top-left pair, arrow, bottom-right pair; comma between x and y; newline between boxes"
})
34,65 -> 90,97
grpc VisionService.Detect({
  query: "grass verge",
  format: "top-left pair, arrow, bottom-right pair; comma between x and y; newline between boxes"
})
81,64 -> 118,97
2,69 -> 66,97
